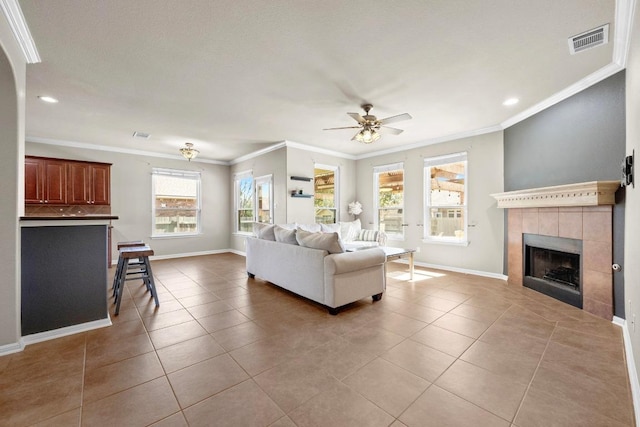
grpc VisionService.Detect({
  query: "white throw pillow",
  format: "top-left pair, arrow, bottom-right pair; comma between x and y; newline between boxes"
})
297,223 -> 322,232
253,222 -> 276,241
274,225 -> 298,245
296,229 -> 345,254
339,219 -> 361,242
320,223 -> 341,237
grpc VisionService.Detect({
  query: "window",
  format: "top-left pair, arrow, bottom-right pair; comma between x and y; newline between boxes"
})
374,163 -> 404,239
314,165 -> 339,224
424,152 -> 467,243
255,175 -> 273,224
234,171 -> 254,234
152,168 -> 201,237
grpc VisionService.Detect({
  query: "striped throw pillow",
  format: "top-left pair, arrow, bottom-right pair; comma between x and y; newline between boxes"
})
357,229 -> 379,242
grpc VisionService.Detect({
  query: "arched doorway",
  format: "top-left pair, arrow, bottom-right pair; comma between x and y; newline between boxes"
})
0,43 -> 22,349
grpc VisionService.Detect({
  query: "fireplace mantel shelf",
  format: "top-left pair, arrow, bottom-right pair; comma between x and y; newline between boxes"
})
491,180 -> 620,209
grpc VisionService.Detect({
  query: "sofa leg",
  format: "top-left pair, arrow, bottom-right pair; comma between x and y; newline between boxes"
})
247,272 -> 255,279
372,293 -> 383,302
328,307 -> 340,315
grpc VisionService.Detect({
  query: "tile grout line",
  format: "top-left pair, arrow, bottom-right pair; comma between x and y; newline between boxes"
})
510,320 -> 556,424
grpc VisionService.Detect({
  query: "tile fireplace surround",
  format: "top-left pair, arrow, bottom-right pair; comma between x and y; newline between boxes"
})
492,181 -> 620,320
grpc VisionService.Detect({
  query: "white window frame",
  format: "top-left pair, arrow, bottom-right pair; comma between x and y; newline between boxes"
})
314,163 -> 339,224
374,162 -> 404,240
151,168 -> 201,238
423,152 -> 468,245
234,170 -> 254,235
254,174 -> 274,224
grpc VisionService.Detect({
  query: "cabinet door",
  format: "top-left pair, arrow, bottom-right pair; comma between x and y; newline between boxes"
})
67,162 -> 91,204
44,160 -> 67,204
91,164 -> 110,205
25,158 -> 44,204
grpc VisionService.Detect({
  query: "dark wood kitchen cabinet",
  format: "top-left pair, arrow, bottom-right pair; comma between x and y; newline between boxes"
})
25,156 -> 111,206
67,162 -> 111,205
24,157 -> 67,205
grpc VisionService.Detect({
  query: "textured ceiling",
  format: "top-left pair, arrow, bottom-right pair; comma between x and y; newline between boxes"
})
19,0 -> 618,162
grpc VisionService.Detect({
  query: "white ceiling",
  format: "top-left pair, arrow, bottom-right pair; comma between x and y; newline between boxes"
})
17,0 -> 624,163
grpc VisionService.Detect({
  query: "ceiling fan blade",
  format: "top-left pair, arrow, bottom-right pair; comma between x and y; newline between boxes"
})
378,113 -> 412,125
379,126 -> 404,135
351,131 -> 361,141
347,112 -> 366,124
323,126 -> 362,131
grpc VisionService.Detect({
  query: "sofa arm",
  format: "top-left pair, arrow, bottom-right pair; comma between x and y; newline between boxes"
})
325,248 -> 385,275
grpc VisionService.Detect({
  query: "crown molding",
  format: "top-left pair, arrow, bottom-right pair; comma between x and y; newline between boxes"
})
500,62 -> 624,130
0,0 -> 40,63
26,136 -> 229,165
284,140 -> 357,160
228,141 -> 287,165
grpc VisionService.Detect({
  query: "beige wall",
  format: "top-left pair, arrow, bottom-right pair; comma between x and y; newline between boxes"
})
229,144 -> 357,252
0,21 -> 26,347
625,4 -> 640,388
356,131 -> 505,275
229,146 -> 287,252
26,143 -> 230,260
286,146 -> 357,225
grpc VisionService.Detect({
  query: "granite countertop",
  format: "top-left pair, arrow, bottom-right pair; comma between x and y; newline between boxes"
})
20,215 -> 119,221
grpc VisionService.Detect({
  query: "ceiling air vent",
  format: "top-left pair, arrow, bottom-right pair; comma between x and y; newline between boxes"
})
568,24 -> 609,55
132,131 -> 151,139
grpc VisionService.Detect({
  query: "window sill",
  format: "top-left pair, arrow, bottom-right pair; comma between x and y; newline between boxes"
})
151,233 -> 202,239
422,238 -> 470,247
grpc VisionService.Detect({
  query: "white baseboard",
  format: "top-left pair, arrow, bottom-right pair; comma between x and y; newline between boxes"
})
613,317 -> 640,427
149,248 -> 231,261
0,340 -> 25,356
111,248 -> 235,264
21,317 -> 112,346
391,258 -> 508,281
0,316 -> 112,356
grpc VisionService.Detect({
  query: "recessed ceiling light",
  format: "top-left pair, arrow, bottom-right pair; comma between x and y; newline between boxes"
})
503,98 -> 519,106
38,96 -> 58,103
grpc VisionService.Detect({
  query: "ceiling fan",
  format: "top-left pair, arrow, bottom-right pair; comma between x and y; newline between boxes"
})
324,104 -> 412,144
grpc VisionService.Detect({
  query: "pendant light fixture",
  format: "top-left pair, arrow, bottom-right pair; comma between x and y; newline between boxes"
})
180,142 -> 199,161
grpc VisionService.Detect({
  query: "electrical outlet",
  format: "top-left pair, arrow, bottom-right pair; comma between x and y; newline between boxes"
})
415,247 -> 421,253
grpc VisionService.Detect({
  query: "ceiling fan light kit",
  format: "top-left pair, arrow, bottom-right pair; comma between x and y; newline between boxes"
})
180,142 -> 199,161
355,127 -> 381,143
324,103 -> 411,144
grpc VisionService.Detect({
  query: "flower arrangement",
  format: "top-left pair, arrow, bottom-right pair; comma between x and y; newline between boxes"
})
348,200 -> 363,216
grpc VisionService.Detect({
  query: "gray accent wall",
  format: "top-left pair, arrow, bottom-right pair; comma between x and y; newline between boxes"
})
504,71 -> 626,317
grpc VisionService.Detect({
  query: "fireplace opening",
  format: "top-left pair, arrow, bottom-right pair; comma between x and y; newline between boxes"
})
523,234 -> 582,309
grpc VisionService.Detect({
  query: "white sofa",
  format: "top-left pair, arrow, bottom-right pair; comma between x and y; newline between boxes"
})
246,224 -> 386,314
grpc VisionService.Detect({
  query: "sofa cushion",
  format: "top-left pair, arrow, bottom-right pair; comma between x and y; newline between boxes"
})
296,229 -> 345,254
278,223 -> 298,230
253,222 -> 276,241
339,219 -> 361,242
320,223 -> 341,236
357,229 -> 379,242
274,225 -> 298,245
297,223 -> 322,233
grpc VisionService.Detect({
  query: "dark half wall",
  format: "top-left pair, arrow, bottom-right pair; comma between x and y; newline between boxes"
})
504,70 -> 626,318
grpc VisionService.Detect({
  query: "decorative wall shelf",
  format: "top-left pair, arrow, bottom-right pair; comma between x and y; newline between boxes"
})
290,176 -> 313,182
291,194 -> 313,198
491,180 -> 620,208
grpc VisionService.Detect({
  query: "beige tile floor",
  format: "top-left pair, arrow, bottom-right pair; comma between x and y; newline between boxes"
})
0,253 -> 634,426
